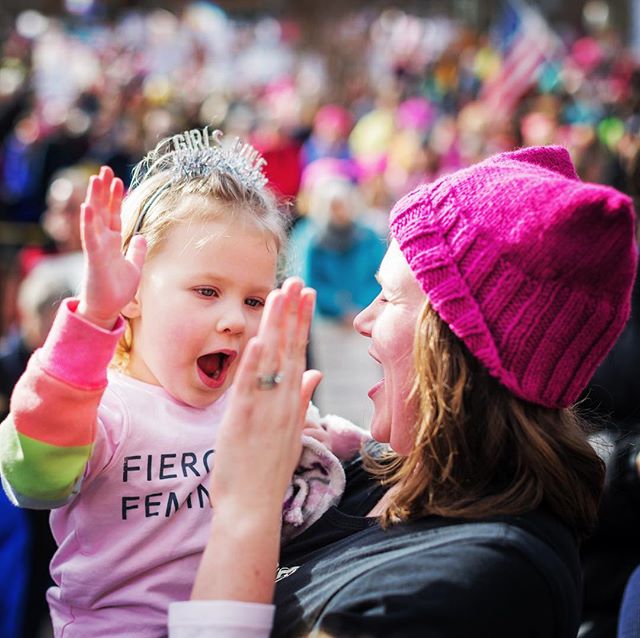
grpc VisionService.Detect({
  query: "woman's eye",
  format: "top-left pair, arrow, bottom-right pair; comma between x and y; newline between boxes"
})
195,288 -> 217,298
245,298 -> 265,308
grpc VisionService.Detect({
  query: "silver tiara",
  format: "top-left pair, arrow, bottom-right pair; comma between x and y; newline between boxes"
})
131,127 -> 268,233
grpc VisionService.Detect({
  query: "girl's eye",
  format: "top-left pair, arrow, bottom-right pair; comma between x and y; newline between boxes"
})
378,294 -> 388,303
195,288 -> 217,298
245,298 -> 265,308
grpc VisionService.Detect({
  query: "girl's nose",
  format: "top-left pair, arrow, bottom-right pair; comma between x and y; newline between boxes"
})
216,304 -> 246,335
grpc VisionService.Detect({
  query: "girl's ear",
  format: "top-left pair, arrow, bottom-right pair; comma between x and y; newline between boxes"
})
121,295 -> 141,319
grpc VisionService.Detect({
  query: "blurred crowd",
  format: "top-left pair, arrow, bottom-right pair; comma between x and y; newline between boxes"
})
1,3 -> 640,320
1,1 -> 640,637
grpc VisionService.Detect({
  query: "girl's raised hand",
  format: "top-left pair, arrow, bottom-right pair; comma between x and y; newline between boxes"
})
77,166 -> 147,330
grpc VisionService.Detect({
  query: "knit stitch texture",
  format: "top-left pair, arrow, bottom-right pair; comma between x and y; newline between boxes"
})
390,145 -> 638,408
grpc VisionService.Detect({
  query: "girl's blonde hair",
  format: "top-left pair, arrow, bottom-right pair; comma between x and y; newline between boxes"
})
113,130 -> 288,368
364,301 -> 605,539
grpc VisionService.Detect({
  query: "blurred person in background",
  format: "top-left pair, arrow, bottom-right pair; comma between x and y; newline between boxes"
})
18,163 -> 95,279
1,108 -> 47,224
2,163 -> 93,346
0,164 -> 90,389
41,167 -> 87,254
251,81 -> 305,203
618,562 -> 640,638
301,104 -> 353,167
0,488 -> 29,638
0,261 -> 74,419
384,96 -> 437,199
572,125 -> 640,638
290,170 -> 385,425
0,101 -> 92,225
0,262 -> 73,638
578,274 -> 640,637
95,115 -> 145,189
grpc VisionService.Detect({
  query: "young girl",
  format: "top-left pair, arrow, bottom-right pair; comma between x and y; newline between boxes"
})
0,128 -> 355,637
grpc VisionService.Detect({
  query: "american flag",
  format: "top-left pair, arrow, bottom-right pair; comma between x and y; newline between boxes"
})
481,1 -> 560,115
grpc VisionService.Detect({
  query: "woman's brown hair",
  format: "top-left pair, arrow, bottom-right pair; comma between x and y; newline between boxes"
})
365,301 -> 605,538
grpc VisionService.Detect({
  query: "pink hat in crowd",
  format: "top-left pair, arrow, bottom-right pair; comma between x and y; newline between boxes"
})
300,158 -> 357,191
396,97 -> 435,131
390,145 -> 638,408
313,105 -> 353,137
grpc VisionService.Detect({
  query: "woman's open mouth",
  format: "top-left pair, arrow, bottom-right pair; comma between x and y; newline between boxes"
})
196,350 -> 237,389
367,350 -> 384,398
368,379 -> 384,398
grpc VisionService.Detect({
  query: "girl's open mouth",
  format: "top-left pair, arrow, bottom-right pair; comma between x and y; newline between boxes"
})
196,350 -> 236,389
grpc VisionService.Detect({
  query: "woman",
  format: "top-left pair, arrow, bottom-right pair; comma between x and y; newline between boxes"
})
169,146 -> 637,637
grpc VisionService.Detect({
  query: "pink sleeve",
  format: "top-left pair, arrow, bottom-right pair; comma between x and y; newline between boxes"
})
0,299 -> 125,505
11,298 -> 125,447
40,298 -> 125,389
168,601 -> 274,638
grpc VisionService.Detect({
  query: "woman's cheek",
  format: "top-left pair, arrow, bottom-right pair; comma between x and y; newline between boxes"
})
389,363 -> 419,455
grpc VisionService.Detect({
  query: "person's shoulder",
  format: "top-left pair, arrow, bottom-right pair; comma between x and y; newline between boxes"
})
318,512 -> 580,637
380,510 -> 580,592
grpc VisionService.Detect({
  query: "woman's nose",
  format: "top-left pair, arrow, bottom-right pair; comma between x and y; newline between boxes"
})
353,301 -> 374,337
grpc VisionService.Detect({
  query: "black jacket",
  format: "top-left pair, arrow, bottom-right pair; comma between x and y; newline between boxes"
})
273,450 -> 582,638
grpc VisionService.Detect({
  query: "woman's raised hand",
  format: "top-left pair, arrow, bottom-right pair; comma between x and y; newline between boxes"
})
77,166 -> 147,330
191,278 -> 321,602
210,277 -> 322,517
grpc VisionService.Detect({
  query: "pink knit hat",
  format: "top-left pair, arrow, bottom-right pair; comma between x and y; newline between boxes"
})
389,145 -> 638,408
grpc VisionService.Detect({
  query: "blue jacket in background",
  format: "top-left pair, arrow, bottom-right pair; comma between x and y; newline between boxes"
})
290,218 -> 386,319
0,489 -> 29,637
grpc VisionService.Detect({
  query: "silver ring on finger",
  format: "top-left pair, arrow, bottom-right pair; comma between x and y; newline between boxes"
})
257,371 -> 283,390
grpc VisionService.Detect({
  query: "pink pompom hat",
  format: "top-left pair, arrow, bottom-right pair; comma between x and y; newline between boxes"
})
390,145 -> 638,408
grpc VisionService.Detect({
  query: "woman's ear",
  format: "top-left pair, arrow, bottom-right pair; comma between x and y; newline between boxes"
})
121,296 -> 141,319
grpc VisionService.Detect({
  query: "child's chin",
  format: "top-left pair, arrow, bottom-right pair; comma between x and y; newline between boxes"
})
179,385 -> 227,409
199,386 -> 227,406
